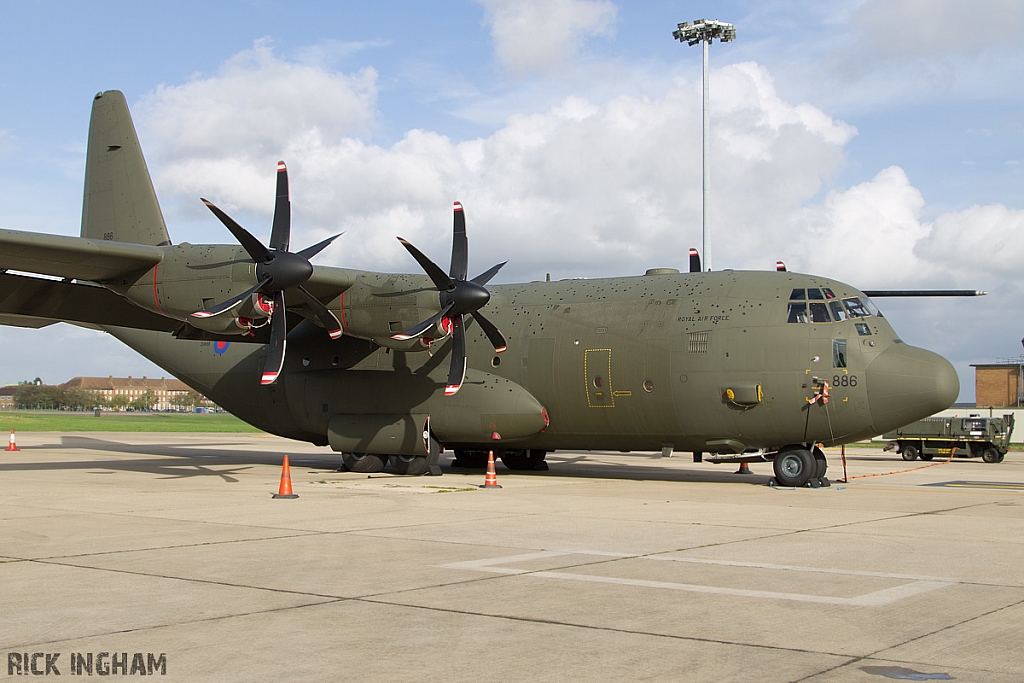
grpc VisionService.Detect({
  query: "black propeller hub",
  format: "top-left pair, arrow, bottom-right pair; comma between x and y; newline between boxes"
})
257,250 -> 313,291
443,280 -> 490,315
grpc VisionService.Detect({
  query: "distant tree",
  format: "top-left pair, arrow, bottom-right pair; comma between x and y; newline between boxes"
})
107,395 -> 130,411
130,389 -> 156,412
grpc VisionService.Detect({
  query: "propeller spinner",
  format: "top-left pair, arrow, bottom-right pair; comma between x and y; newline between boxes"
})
392,202 -> 507,396
190,161 -> 343,385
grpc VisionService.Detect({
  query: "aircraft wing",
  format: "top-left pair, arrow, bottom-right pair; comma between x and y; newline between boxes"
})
0,271 -> 179,332
0,227 -> 163,282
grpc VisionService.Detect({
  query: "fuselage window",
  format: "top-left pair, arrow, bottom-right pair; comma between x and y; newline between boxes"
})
822,288 -> 836,299
809,302 -> 831,323
790,289 -> 805,300
855,322 -> 872,336
807,288 -> 824,300
843,297 -> 871,318
787,302 -> 808,323
829,300 -> 847,321
833,339 -> 847,368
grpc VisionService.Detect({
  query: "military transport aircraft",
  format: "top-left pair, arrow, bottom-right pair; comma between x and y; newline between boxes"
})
0,91 -> 960,486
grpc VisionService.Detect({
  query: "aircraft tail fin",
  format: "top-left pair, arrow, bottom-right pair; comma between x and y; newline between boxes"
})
81,90 -> 171,247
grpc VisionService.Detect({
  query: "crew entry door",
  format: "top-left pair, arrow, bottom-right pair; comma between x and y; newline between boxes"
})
585,349 -> 615,408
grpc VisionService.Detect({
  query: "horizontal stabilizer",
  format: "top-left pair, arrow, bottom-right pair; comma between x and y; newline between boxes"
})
0,227 -> 162,283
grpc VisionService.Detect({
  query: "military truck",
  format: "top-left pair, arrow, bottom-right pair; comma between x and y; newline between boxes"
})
883,414 -> 1014,463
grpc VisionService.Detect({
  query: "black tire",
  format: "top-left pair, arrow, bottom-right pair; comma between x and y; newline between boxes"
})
982,447 -> 1001,464
773,449 -> 815,487
451,449 -> 488,468
500,449 -> 548,471
813,448 -> 828,481
343,452 -> 388,473
901,445 -> 919,461
920,453 -> 934,461
997,452 -> 1006,463
389,454 -> 430,475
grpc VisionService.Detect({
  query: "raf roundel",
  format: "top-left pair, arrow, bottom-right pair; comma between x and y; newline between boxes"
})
213,341 -> 230,355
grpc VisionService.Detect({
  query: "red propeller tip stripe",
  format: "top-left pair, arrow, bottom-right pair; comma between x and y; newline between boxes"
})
453,202 -> 463,211
444,385 -> 460,396
260,373 -> 278,385
495,346 -> 507,354
329,331 -> 343,340
391,334 -> 412,341
277,161 -> 286,172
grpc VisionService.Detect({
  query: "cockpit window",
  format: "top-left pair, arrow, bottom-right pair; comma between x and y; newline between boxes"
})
807,288 -> 824,300
843,297 -> 871,318
789,288 -> 805,300
822,288 -> 836,299
809,302 -> 831,323
829,300 -> 847,321
787,302 -> 808,323
862,297 -> 883,317
855,322 -> 872,336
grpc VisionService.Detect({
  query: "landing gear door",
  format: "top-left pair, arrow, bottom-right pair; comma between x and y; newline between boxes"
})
585,348 -> 614,408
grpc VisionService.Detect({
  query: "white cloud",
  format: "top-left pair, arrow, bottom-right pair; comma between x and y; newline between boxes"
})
476,0 -> 617,76
851,0 -> 1024,60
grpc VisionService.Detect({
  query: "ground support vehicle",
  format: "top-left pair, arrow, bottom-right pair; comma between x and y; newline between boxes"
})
883,414 -> 1014,463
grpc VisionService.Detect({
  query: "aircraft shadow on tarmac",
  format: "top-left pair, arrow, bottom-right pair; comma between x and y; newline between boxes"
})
1,437 -> 780,486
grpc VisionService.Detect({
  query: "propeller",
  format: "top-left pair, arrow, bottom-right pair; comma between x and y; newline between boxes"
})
190,161 -> 343,385
688,247 -> 701,273
392,201 -> 507,396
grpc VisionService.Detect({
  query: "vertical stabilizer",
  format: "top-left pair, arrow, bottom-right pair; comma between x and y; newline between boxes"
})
81,90 -> 171,246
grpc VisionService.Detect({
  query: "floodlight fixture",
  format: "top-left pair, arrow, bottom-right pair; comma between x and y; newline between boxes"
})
673,19 -> 736,272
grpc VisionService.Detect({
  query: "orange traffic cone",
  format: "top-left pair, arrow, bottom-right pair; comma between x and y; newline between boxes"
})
272,455 -> 299,499
735,461 -> 751,474
480,450 -> 502,489
5,429 -> 19,452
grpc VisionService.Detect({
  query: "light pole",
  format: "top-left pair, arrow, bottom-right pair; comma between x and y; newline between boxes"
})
673,19 -> 735,272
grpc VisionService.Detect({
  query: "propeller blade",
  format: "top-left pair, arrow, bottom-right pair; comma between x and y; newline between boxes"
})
391,301 -> 455,341
297,285 -> 342,340
450,201 -> 468,281
296,232 -> 343,260
688,248 -> 701,273
444,314 -> 467,396
471,261 -> 507,286
397,237 -> 454,291
261,290 -> 288,385
270,161 -> 291,252
201,199 -> 272,263
189,276 -> 271,319
470,310 -> 507,353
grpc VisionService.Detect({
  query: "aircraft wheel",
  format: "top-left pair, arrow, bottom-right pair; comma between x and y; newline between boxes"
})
920,454 -> 934,461
812,447 -> 828,481
772,449 -> 814,487
342,453 -> 388,473
901,445 -> 919,461
389,454 -> 430,476
982,447 -> 1001,463
500,449 -> 548,471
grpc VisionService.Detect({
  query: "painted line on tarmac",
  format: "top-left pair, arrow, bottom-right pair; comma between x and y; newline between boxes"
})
442,551 -> 955,607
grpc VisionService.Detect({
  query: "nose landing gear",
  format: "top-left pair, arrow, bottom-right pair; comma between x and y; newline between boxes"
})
769,445 -> 830,488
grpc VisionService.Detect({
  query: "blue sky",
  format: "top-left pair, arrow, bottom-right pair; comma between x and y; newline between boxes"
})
2,0 -> 1023,400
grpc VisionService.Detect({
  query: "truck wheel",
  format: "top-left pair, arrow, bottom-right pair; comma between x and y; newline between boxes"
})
901,445 -> 918,461
982,447 -> 1001,463
389,455 -> 429,475
773,449 -> 814,487
343,453 -> 388,473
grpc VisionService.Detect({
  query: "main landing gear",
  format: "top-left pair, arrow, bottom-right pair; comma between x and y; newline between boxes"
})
451,448 -> 549,471
770,445 -> 829,488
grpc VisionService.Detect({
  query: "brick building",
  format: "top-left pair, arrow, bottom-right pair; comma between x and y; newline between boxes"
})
62,376 -> 204,411
973,363 -> 1024,408
0,386 -> 16,410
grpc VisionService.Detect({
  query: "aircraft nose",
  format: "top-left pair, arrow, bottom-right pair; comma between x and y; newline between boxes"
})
865,343 -> 960,434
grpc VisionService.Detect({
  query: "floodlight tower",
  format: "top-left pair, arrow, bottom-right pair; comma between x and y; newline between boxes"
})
673,19 -> 736,272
